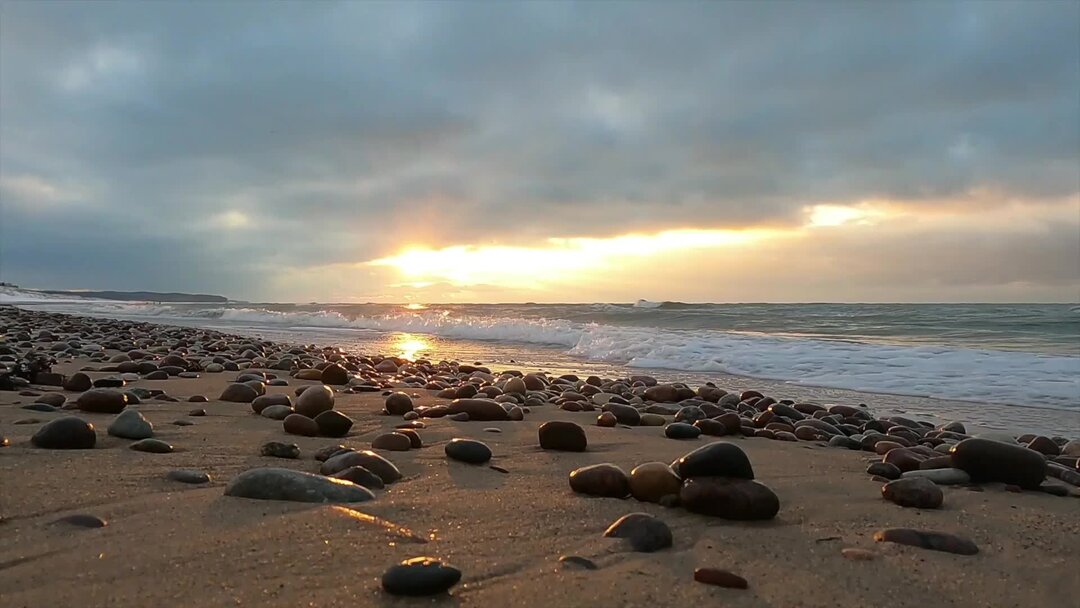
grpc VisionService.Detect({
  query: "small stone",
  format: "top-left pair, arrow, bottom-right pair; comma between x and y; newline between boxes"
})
314,444 -> 349,462
445,438 -> 492,464
372,432 -> 412,451
385,392 -> 414,415
320,450 -> 402,483
629,462 -> 682,503
52,514 -> 107,528
665,422 -> 701,440
558,555 -> 598,570
261,441 -> 301,459
866,462 -> 902,480
901,468 -> 971,485
596,412 -> 617,427
489,464 -> 509,474
219,383 -> 258,403
882,477 -> 943,509
107,409 -> 154,440
321,363 -> 349,385
381,557 -> 462,596
538,421 -> 587,451
314,410 -> 353,437
446,398 -> 509,421
76,388 -> 128,413
63,372 -> 93,392
188,408 -> 206,416
22,403 -> 58,412
331,466 -> 385,490
569,463 -> 630,498
693,568 -> 748,589
1027,436 -> 1060,456
251,393 -> 291,414
680,478 -> 779,520
225,467 -> 375,503
483,427 -> 502,433
295,385 -> 335,418
605,403 -> 640,425
261,404 -> 293,420
603,513 -> 672,552
841,548 -> 878,561
167,469 -> 211,484
130,438 -> 173,453
672,442 -> 754,480
873,528 -> 979,555
31,416 -> 96,449
639,413 -> 667,426
283,413 -> 319,437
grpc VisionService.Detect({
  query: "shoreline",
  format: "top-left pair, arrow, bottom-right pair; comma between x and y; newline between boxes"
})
1,306 -> 1078,607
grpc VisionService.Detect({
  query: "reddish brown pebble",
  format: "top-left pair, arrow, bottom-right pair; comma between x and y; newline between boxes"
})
841,548 -> 877,561
693,568 -> 748,589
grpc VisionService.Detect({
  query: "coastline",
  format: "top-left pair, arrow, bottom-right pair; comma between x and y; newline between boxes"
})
1,306 -> 1078,607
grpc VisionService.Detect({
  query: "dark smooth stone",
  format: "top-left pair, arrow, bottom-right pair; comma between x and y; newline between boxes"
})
446,398 -> 509,421
559,555 -> 598,570
569,463 -> 631,498
882,477 -> 943,509
603,513 -> 672,552
371,432 -> 412,451
22,403 -> 58,412
283,413 -> 319,437
385,392 -> 414,415
52,514 -> 107,528
694,419 -> 729,436
950,438 -> 1046,489
92,377 -> 125,388
867,462 -> 902,480
167,469 -> 211,484
219,383 -> 258,403
261,441 -> 301,459
76,389 -> 128,414
605,403 -> 641,426
314,444 -> 350,462
538,421 -> 587,451
320,450 -> 402,483
63,372 -> 93,391
679,478 -> 779,520
320,363 -> 349,385
396,428 -> 423,448
314,410 -> 353,437
331,465 -> 386,490
665,422 -> 701,440
873,528 -> 979,555
671,442 -> 754,480
225,467 -> 374,503
130,438 -> 173,453
444,438 -> 492,464
31,416 -> 96,449
381,557 -> 462,596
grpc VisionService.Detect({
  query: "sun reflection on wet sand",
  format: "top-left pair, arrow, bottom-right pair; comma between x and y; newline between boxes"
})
394,333 -> 431,361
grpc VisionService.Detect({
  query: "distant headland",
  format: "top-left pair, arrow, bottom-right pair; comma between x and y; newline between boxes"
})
36,290 -> 229,303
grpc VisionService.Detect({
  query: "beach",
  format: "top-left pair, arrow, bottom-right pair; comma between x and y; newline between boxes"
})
1,306 -> 1078,607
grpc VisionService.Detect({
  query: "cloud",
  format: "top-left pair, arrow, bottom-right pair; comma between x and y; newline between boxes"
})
0,1 -> 1077,300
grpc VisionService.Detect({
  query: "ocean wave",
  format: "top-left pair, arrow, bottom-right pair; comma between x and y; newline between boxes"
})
9,297 -> 1079,409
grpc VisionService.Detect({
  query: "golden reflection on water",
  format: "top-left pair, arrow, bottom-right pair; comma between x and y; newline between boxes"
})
394,333 -> 431,361
404,303 -> 428,310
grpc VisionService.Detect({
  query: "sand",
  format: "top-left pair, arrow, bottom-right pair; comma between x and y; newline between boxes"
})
1,357 -> 1078,608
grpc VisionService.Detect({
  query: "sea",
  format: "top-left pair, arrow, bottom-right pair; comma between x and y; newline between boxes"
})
3,289 -> 1078,435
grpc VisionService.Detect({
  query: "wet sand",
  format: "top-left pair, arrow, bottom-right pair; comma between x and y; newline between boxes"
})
2,354 -> 1078,608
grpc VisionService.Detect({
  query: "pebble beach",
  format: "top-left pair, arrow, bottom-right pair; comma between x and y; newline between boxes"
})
1,305 -> 1078,607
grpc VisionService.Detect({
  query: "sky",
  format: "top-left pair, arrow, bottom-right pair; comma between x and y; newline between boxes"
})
0,0 -> 1077,303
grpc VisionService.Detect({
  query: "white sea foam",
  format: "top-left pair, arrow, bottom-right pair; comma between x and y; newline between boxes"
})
633,299 -> 663,308
7,295 -> 1078,410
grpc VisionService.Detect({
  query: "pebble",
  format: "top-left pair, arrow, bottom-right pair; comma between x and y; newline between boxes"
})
569,463 -> 631,498
444,438 -> 492,464
22,403 -> 58,412
672,442 -> 754,480
605,403 -> 640,426
130,438 -> 173,453
331,465 -> 386,489
63,372 -> 93,392
628,462 -> 682,503
381,557 -> 462,596
882,477 -> 943,509
680,478 -> 779,520
446,398 -> 509,421
219,383 -> 258,403
251,393 -> 291,414
603,513 -> 673,552
188,408 -> 206,416
321,450 -> 402,483
314,410 -> 353,437
294,385 -> 335,418
866,461 -> 902,479
261,404 -> 293,420
314,444 -> 349,462
902,468 -> 971,485
950,438 -> 1046,489
385,392 -> 414,415
52,514 -> 107,528
665,422 -> 701,440
873,528 -> 979,555
489,464 -> 509,474
372,432 -> 412,451
596,412 -> 617,427
639,413 -> 666,426
320,363 -> 349,385
841,548 -> 878,561
107,409 -> 154,440
225,467 -> 375,503
261,441 -> 301,459
483,427 -> 502,433
167,469 -> 211,484
558,555 -> 598,570
693,568 -> 748,589
538,421 -> 587,451
283,413 -> 319,437
31,416 -> 96,449
76,388 -> 128,414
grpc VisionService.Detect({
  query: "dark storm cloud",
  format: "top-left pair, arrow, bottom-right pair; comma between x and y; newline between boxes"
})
1,0 -> 1077,299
